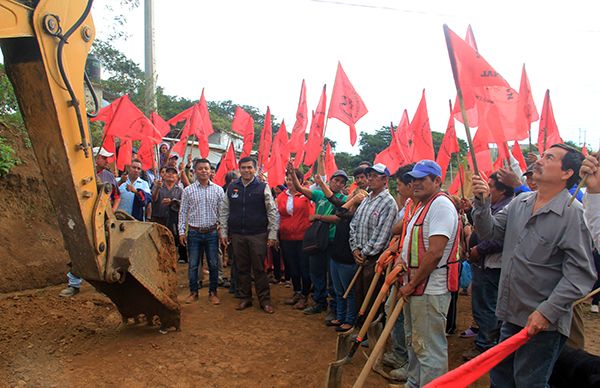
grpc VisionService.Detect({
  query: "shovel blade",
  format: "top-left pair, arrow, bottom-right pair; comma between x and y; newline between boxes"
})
335,327 -> 356,360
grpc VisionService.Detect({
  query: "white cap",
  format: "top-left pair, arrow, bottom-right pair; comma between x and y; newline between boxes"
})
93,147 -> 114,157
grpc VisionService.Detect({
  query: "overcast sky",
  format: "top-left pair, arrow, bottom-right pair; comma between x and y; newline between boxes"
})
93,0 -> 600,154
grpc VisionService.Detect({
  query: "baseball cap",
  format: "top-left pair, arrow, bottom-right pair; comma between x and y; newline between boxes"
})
164,166 -> 178,174
93,147 -> 114,158
331,170 -> 349,181
404,160 -> 442,179
169,152 -> 180,160
365,163 -> 391,177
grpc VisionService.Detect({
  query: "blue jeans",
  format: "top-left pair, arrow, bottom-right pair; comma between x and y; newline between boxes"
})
404,293 -> 451,388
330,259 -> 357,325
386,286 -> 408,363
309,247 -> 335,310
471,265 -> 501,350
187,230 -> 219,294
490,321 -> 566,388
67,272 -> 82,288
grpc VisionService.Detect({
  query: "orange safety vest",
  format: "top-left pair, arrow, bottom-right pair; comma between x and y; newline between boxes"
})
407,192 -> 461,296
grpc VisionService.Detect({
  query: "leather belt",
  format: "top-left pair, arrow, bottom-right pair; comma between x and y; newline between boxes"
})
189,225 -> 218,233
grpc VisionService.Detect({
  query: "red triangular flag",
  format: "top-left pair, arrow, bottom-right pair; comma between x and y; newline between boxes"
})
448,164 -> 465,196
231,106 -> 255,158
583,144 -> 589,157
138,139 -> 156,170
116,140 -> 133,171
213,143 -> 239,186
150,112 -> 171,137
266,121 -> 290,187
169,89 -> 214,158
327,62 -> 368,146
375,123 -> 406,174
324,142 -> 338,179
303,86 -> 327,167
409,89 -> 435,161
453,25 -> 479,127
288,80 -> 308,154
436,111 -> 460,182
258,107 -> 273,169
396,109 -> 413,162
470,130 -> 494,175
92,95 -> 162,144
537,90 -> 563,154
516,64 -> 539,140
511,141 -> 527,171
303,164 -> 314,182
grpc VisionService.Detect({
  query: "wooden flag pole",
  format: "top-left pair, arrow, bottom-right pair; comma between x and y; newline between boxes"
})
448,99 -> 466,198
443,24 -> 480,177
543,90 -> 549,153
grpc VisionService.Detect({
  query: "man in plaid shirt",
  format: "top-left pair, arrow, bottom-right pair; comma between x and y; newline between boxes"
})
349,163 -> 398,313
179,158 -> 224,305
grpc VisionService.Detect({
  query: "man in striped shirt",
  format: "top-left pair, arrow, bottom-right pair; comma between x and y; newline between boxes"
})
179,158 -> 225,305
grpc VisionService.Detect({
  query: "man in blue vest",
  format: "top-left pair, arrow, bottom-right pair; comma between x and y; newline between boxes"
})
398,160 -> 460,387
219,157 -> 279,314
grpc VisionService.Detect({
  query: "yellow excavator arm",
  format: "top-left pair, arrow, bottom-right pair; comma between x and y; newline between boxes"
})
0,0 -> 180,330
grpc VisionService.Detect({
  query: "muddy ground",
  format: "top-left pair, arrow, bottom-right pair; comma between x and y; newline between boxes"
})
1,265 -> 599,388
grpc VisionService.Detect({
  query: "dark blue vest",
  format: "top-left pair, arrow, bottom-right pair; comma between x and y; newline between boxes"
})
227,177 -> 268,235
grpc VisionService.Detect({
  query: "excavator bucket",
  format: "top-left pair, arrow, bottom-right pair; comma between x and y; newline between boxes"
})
0,0 -> 180,330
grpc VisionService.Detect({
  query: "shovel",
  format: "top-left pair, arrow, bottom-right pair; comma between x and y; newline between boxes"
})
325,264 -> 406,388
353,296 -> 407,388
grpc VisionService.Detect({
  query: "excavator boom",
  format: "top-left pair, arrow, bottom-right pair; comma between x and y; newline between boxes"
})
0,0 -> 180,330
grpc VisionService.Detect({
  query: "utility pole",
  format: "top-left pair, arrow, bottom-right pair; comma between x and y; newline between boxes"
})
144,0 -> 157,114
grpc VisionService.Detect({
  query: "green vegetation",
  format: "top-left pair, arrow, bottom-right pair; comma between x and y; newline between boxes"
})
0,136 -> 20,177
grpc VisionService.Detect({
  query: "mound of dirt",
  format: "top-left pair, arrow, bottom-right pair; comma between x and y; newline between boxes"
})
0,122 -> 69,293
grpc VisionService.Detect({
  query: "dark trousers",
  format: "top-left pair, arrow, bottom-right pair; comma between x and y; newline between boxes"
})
272,247 -> 290,281
355,258 -> 383,320
490,321 -> 566,388
280,240 -> 311,296
231,233 -> 271,306
446,291 -> 459,334
309,246 -> 336,310
471,265 -> 501,349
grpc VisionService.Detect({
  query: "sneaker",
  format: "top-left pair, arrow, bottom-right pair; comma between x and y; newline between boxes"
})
324,309 -> 336,323
59,286 -> 80,297
303,305 -> 326,315
177,259 -> 187,264
389,362 -> 408,381
462,347 -> 483,360
293,296 -> 308,310
284,292 -> 303,305
184,293 -> 199,304
382,351 -> 406,369
459,327 -> 479,338
208,292 -> 220,305
591,304 -> 599,313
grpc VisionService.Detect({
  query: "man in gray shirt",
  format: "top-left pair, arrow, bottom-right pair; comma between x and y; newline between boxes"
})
472,143 -> 596,387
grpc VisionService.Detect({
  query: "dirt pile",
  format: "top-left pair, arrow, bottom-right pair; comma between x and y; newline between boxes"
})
0,122 -> 69,293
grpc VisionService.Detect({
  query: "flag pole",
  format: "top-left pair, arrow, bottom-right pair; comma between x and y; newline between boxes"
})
543,90 -> 549,153
448,99 -> 465,198
443,24 -> 480,177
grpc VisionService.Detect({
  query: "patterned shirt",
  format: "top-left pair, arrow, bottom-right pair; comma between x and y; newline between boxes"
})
349,189 -> 398,257
178,180 -> 224,236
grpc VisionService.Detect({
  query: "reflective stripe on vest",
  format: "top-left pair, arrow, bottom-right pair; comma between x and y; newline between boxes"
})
407,192 -> 461,295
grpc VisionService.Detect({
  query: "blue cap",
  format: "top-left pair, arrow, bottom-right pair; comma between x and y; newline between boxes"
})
365,163 -> 391,177
404,160 -> 442,179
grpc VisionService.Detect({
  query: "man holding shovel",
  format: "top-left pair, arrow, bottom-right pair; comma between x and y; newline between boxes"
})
472,144 -> 596,387
397,160 -> 461,388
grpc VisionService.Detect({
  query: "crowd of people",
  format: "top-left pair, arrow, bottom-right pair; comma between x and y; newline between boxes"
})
59,141 -> 600,387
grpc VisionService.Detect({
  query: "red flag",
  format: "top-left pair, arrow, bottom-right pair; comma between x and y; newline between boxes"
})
396,109 -> 413,162
303,164 -> 314,182
231,106 -> 255,158
448,165 -> 465,196
583,144 -> 589,157
454,25 -> 479,127
328,62 -> 368,146
258,106 -> 273,169
470,130 -> 494,175
436,112 -> 460,182
423,328 -> 531,388
150,112 -> 171,137
293,149 -> 305,169
213,143 -> 239,186
303,86 -> 327,166
446,26 -> 521,143
516,64 -> 539,139
170,89 -> 214,158
116,140 -> 133,171
266,121 -> 289,187
375,123 -> 406,174
511,141 -> 527,171
91,95 -> 162,144
537,90 -> 563,154
137,139 -> 155,170
324,142 -> 338,179
409,89 -> 435,161
289,80 -> 308,154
